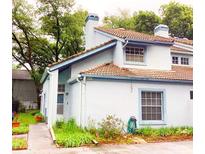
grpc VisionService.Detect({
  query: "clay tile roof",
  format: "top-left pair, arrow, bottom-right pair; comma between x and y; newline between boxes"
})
171,38 -> 193,45
81,63 -> 192,81
95,27 -> 173,43
12,69 -> 32,80
49,39 -> 116,67
171,46 -> 192,53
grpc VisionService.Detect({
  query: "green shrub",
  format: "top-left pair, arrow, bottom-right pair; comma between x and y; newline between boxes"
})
135,126 -> 193,137
12,138 -> 27,150
12,124 -> 29,135
18,113 -> 36,125
53,119 -> 95,147
98,115 -> 124,139
135,127 -> 158,136
55,132 -> 94,147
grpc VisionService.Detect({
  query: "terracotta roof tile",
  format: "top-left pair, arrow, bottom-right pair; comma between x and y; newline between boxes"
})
95,27 -> 173,43
96,27 -> 193,45
171,46 -> 192,53
172,38 -> 193,45
49,39 -> 116,67
81,63 -> 192,81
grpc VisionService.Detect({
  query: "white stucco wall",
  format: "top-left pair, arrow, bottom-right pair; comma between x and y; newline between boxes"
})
83,80 -> 192,128
68,82 -> 81,124
71,48 -> 113,78
93,30 -> 113,47
40,77 -> 49,117
122,45 -> 172,70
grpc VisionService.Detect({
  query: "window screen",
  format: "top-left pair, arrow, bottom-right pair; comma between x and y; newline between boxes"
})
125,46 -> 144,63
141,91 -> 163,120
190,90 -> 193,100
181,57 -> 189,65
57,94 -> 64,104
172,56 -> 178,64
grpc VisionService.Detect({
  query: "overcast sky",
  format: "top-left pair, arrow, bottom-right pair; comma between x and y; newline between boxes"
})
28,0 -> 192,21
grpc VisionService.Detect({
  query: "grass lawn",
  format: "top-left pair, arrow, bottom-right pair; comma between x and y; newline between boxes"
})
12,110 -> 39,135
12,138 -> 27,150
12,124 -> 29,135
18,112 -> 38,125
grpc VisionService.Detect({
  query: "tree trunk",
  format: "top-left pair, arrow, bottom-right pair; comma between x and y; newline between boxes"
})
34,81 -> 41,109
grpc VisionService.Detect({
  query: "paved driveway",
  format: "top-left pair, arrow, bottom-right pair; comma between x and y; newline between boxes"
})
13,123 -> 192,154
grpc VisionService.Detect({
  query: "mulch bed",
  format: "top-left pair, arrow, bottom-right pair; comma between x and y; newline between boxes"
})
139,135 -> 193,143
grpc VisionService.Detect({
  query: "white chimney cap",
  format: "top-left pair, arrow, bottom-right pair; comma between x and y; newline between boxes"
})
154,24 -> 169,38
85,13 -> 99,22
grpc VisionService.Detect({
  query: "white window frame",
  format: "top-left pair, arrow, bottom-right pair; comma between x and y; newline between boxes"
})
139,89 -> 166,125
57,84 -> 65,114
172,56 -> 179,64
181,57 -> 189,65
124,46 -> 146,65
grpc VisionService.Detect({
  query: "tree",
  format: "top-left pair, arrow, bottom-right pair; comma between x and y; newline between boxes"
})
12,0 -> 87,108
160,1 -> 193,39
103,9 -> 135,30
12,0 -> 51,108
37,0 -> 88,60
133,11 -> 161,34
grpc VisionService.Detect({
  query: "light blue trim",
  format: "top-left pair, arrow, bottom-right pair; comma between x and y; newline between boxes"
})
138,88 -> 167,125
127,39 -> 173,46
81,74 -> 193,84
49,41 -> 117,71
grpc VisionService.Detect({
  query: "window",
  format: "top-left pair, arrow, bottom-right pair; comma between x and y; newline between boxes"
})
141,91 -> 163,121
58,84 -> 65,92
172,56 -> 178,64
181,57 -> 189,65
125,46 -> 145,63
57,84 -> 65,114
57,94 -> 64,103
190,90 -> 193,100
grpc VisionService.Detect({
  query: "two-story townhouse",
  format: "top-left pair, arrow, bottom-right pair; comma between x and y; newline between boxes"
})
40,14 -> 193,128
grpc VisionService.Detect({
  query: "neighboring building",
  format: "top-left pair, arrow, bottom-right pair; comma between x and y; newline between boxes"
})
12,69 -> 38,109
40,14 -> 193,128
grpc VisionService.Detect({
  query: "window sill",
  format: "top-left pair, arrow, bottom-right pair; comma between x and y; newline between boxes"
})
139,120 -> 166,125
124,61 -> 147,66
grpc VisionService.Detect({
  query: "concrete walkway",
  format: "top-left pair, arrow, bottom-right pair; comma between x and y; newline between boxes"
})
13,123 -> 193,154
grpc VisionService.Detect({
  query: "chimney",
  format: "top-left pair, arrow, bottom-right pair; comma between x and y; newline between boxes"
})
154,24 -> 169,38
84,13 -> 99,49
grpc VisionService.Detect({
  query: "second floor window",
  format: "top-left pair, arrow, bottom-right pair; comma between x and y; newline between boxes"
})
125,46 -> 144,63
181,57 -> 189,65
172,56 -> 178,64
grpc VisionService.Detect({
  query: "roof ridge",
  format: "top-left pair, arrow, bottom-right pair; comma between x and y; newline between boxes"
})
95,27 -> 173,43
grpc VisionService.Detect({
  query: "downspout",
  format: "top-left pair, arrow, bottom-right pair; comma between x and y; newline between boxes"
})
76,74 -> 87,127
76,74 -> 83,127
46,67 -> 52,128
122,39 -> 129,48
82,76 -> 87,127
